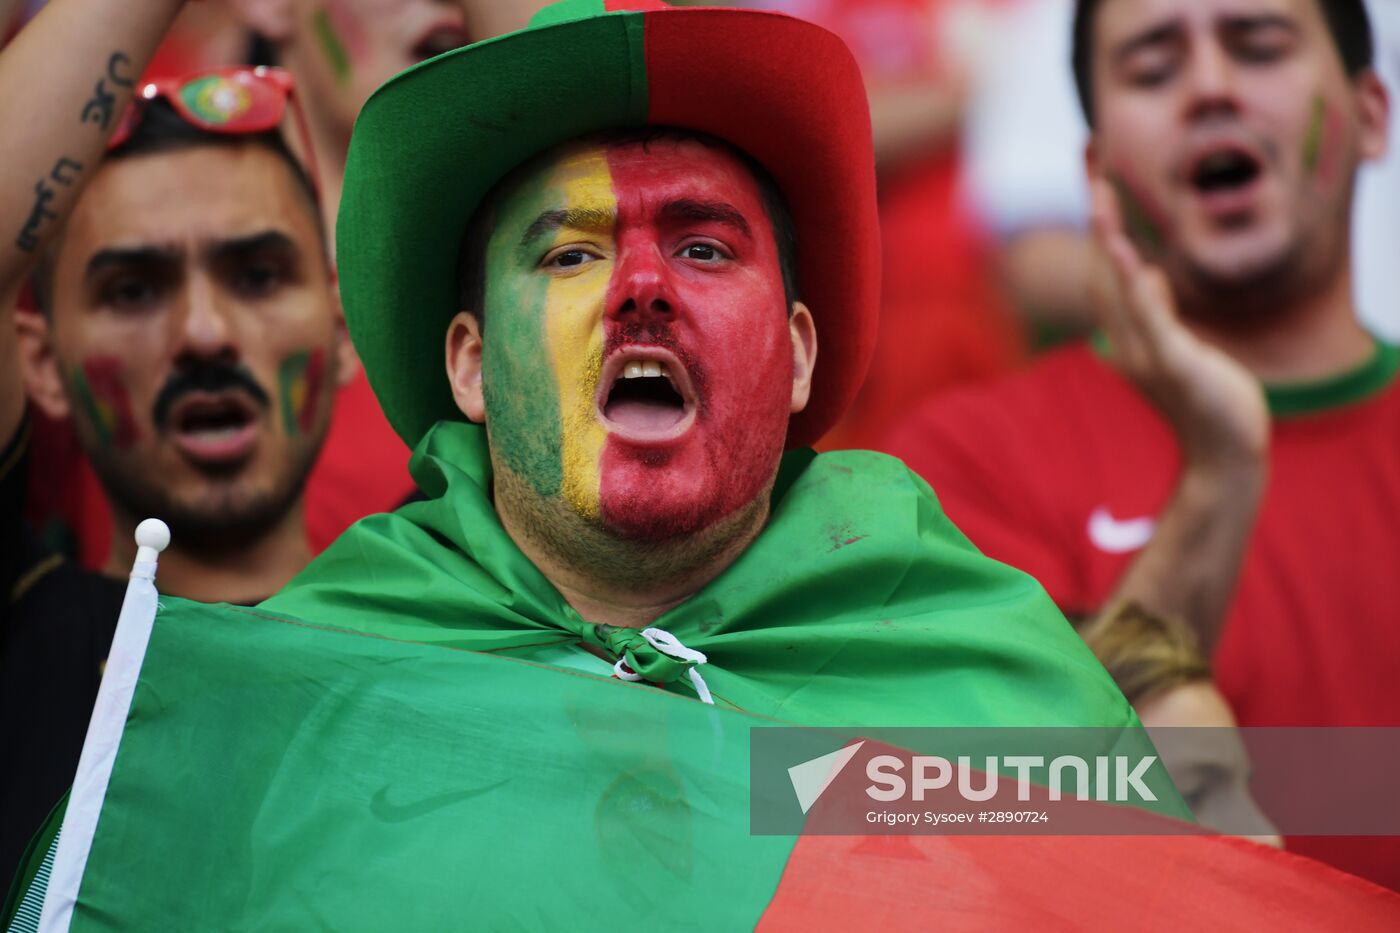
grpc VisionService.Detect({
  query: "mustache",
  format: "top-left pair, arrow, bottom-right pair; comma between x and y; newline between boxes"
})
152,361 -> 271,429
605,321 -> 708,401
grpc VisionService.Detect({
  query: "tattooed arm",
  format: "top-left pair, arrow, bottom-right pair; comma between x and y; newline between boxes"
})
0,0 -> 187,445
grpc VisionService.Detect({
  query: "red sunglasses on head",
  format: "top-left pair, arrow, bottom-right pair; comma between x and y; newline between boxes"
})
107,66 -> 321,195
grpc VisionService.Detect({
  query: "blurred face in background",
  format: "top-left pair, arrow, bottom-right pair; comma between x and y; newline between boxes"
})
233,0 -> 477,138
17,144 -> 351,548
1086,0 -> 1388,317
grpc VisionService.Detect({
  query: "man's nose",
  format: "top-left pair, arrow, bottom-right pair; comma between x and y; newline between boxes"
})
606,245 -> 675,321
1182,41 -> 1241,122
172,275 -> 237,361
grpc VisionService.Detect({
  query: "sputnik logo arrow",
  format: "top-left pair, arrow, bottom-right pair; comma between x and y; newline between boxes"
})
788,740 -> 866,814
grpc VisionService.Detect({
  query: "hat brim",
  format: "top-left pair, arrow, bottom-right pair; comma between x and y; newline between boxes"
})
337,6 -> 879,450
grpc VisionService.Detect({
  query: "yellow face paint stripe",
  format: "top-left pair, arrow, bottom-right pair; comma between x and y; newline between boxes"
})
544,151 -> 615,521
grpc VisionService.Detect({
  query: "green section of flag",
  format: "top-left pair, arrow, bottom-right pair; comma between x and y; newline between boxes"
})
71,601 -> 793,929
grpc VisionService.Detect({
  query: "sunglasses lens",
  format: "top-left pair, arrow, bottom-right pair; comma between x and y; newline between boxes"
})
175,73 -> 285,133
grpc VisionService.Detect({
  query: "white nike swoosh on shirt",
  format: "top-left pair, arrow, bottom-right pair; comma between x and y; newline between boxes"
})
1087,506 -> 1157,554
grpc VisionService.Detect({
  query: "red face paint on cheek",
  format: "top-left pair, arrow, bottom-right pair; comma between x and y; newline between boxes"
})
595,142 -> 793,540
73,355 -> 139,450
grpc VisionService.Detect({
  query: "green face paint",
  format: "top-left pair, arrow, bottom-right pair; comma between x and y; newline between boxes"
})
71,365 -> 112,450
480,173 -> 567,498
1303,94 -> 1327,176
278,349 -> 326,437
72,356 -> 138,450
1112,176 -> 1166,254
312,8 -> 352,86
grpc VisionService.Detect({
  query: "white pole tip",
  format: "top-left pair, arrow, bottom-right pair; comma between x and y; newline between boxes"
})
134,518 -> 171,552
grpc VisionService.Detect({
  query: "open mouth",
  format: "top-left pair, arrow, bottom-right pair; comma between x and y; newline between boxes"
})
598,350 -> 697,443
1190,149 -> 1262,194
167,394 -> 260,465
410,23 -> 473,63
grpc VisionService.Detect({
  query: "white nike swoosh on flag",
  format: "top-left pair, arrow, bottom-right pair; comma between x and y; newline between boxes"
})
1087,507 -> 1157,554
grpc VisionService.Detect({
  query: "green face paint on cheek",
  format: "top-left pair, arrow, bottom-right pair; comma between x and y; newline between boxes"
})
277,349 -> 326,437
312,7 -> 353,86
1112,176 -> 1166,254
72,356 -> 138,450
480,178 -> 567,498
1303,94 -> 1327,175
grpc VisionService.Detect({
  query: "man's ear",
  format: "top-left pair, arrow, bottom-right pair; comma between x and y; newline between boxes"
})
225,0 -> 296,42
445,311 -> 486,423
15,310 -> 72,421
1355,69 -> 1390,163
329,279 -> 361,388
1083,135 -> 1103,182
788,301 -> 817,414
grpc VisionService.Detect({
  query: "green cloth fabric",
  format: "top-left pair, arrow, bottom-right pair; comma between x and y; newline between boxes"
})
265,420 -> 1146,732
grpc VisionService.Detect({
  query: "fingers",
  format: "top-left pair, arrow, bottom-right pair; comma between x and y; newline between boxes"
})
1088,176 -> 1183,374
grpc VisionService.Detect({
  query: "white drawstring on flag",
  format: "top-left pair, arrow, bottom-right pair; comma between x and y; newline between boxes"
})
611,627 -> 714,705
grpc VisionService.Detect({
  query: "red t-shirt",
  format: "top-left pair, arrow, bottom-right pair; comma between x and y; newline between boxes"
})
753,0 -> 1025,451
886,340 -> 1400,889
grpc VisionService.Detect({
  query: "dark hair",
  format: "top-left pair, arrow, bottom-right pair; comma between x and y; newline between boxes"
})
1071,0 -> 1375,125
455,127 -> 800,329
30,97 -> 324,314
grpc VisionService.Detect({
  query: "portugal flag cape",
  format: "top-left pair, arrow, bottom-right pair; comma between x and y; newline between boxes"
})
8,422 -> 1398,928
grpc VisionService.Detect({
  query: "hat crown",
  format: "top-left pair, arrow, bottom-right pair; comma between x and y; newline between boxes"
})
529,0 -> 669,29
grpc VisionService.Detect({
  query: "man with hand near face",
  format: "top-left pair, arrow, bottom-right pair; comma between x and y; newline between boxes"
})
0,0 -> 351,878
889,0 -> 1399,890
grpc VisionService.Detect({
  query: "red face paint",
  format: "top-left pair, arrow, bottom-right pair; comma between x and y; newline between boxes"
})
595,141 -> 793,540
74,355 -> 139,450
278,348 -> 327,436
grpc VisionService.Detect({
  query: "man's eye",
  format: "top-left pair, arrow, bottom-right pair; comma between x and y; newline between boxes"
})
679,243 -> 725,262
232,263 -> 285,297
544,248 -> 599,270
1236,39 -> 1291,64
1125,58 -> 1176,88
102,278 -> 161,311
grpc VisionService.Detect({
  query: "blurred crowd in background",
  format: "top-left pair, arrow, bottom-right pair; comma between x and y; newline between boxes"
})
2,0 -> 1397,899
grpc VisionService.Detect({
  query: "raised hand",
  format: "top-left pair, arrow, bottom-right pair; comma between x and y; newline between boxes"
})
1088,174 -> 1269,654
1089,176 -> 1269,468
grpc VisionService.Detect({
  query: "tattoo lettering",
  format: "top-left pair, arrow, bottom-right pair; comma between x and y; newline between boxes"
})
15,180 -> 57,253
107,52 -> 135,88
51,157 -> 83,185
81,78 -> 117,129
14,157 -> 83,252
81,53 -> 135,130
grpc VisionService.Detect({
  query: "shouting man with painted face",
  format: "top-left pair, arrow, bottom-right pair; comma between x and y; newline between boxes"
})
889,0 -> 1399,891
0,0 -> 351,879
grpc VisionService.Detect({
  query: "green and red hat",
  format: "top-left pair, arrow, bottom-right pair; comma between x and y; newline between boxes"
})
337,0 -> 879,450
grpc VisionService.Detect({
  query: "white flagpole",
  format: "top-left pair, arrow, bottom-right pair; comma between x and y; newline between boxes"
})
37,520 -> 169,933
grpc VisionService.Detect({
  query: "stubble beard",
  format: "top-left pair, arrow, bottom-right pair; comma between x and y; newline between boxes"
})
492,464 -> 774,597
86,434 -> 322,558
1173,179 -> 1354,329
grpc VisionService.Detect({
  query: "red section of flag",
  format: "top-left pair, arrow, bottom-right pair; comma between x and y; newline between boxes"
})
757,833 -> 1400,930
